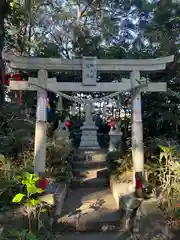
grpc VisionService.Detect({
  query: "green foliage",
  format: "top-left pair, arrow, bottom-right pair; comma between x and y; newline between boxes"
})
12,172 -> 43,232
0,102 -> 35,157
12,193 -> 25,203
0,152 -> 30,212
13,172 -> 43,202
0,137 -> 73,214
146,139 -> 180,219
0,179 -> 20,212
7,229 -> 39,240
106,149 -> 132,180
46,141 -> 73,182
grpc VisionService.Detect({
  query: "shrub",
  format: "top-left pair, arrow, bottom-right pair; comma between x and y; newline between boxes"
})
46,140 -> 73,183
106,149 -> 132,180
146,139 -> 180,219
0,139 -> 73,211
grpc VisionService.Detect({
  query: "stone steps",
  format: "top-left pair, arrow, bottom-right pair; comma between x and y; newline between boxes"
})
72,167 -> 108,179
71,177 -> 109,188
55,188 -> 121,232
72,160 -> 106,170
54,221 -> 122,232
73,150 -> 106,162
71,150 -> 108,188
55,232 -> 131,240
55,151 -> 123,233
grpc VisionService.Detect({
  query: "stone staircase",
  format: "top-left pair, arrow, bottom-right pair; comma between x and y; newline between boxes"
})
54,151 -> 123,234
71,151 -> 109,188
53,151 -> 171,239
55,232 -> 129,240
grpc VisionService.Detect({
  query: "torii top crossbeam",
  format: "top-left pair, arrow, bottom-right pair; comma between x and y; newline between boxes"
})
3,53 -> 174,72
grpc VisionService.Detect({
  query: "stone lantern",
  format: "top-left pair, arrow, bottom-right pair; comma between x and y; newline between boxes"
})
79,101 -> 100,150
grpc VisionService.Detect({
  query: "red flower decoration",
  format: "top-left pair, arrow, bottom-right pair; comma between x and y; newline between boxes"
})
65,120 -> 71,128
135,179 -> 143,189
40,178 -> 48,190
108,120 -> 115,128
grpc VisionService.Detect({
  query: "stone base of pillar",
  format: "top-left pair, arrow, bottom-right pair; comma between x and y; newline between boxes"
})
109,131 -> 122,152
79,121 -> 100,150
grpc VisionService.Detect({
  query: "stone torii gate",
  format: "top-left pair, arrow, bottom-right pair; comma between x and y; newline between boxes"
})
3,54 -> 174,179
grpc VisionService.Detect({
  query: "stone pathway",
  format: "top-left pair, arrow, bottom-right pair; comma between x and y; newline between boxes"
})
55,232 -> 131,240
54,151 -> 124,233
53,150 -> 180,240
55,187 -> 121,232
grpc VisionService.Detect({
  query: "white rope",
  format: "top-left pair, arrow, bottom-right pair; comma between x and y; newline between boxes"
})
95,91 -> 122,103
28,82 -> 148,104
57,91 -> 82,104
58,90 -> 122,104
58,83 -> 147,104
29,82 -> 123,104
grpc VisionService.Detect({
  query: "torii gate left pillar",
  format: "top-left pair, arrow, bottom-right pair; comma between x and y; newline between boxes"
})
9,70 -> 56,175
33,70 -> 47,175
30,71 -> 56,175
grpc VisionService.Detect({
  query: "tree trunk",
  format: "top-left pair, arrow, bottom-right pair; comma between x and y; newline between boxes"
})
0,0 -> 8,108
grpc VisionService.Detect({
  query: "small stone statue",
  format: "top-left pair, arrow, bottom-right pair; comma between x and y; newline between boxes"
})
109,120 -> 122,152
57,120 -> 64,131
53,119 -> 70,144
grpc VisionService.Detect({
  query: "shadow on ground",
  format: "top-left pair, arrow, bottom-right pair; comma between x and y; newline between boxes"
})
0,190 -> 180,240
55,187 -> 120,232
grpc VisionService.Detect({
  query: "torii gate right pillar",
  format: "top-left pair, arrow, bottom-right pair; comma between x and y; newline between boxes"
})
129,58 -> 174,188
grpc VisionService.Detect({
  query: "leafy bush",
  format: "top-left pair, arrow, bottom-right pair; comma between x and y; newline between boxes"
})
0,154 -> 28,212
0,180 -> 21,212
0,173 -> 49,239
12,172 -> 45,232
4,229 -> 40,240
106,149 -> 132,180
157,147 -> 179,217
0,140 -> 73,212
145,138 -> 180,219
46,141 -> 73,182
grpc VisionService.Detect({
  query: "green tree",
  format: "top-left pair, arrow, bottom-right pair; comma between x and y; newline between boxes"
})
132,0 -> 180,140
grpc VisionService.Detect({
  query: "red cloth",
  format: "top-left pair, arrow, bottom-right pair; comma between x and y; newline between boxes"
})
18,92 -> 22,105
4,78 -> 9,85
5,73 -> 21,85
4,72 -> 30,85
136,179 -> 143,189
40,178 -> 48,190
12,73 -> 21,80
